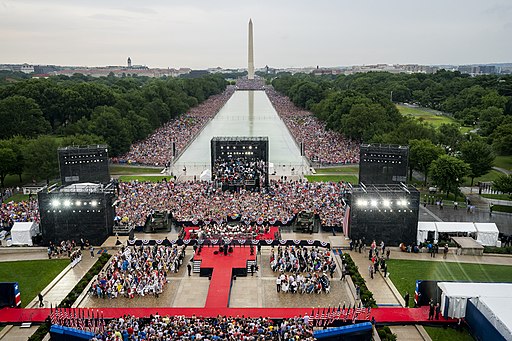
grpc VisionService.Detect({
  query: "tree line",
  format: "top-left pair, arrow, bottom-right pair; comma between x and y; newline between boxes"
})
272,71 -> 512,197
0,73 -> 227,186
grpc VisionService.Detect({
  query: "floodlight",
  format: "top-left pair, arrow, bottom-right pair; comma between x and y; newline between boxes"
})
370,199 -> 377,207
51,200 -> 60,207
383,199 -> 391,207
357,199 -> 367,207
76,200 -> 81,206
64,200 -> 71,207
91,200 -> 98,207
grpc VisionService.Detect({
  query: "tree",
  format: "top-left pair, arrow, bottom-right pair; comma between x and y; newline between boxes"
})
409,139 -> 445,184
438,123 -> 463,152
492,174 -> 512,196
23,135 -> 59,185
491,123 -> 512,155
0,95 -> 51,139
0,146 -> 16,188
5,136 -> 27,183
459,137 -> 495,186
429,155 -> 470,198
88,106 -> 132,156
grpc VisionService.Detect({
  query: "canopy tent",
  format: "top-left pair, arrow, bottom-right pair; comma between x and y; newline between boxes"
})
469,296 -> 512,341
474,223 -> 499,246
10,222 -> 39,246
435,222 -> 477,235
199,169 -> 211,181
417,221 -> 437,244
438,282 -> 512,319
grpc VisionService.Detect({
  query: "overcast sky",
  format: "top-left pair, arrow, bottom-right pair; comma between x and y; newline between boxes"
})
1,0 -> 511,69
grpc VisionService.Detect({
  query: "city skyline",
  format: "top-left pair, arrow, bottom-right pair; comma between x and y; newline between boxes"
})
1,0 -> 511,69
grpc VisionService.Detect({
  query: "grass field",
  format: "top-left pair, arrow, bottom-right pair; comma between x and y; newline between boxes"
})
387,259 -> 512,308
462,169 -> 502,186
305,175 -> 358,183
0,259 -> 69,307
109,165 -> 164,175
118,175 -> 170,182
494,155 -> 512,171
396,104 -> 472,133
423,326 -> 475,341
4,193 -> 30,202
493,204 -> 512,213
481,193 -> 511,201
314,166 -> 359,174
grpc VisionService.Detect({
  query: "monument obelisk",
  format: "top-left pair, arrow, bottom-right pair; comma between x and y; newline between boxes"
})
248,19 -> 255,80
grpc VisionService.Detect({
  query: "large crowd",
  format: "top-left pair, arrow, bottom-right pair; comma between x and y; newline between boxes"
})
213,157 -> 266,188
113,87 -> 235,166
187,223 -> 273,240
90,314 -> 315,340
266,88 -> 359,165
0,197 -> 39,230
90,245 -> 185,299
270,246 -> 336,276
115,179 -> 349,227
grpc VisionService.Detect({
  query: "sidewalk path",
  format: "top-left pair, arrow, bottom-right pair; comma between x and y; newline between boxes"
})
26,255 -> 97,308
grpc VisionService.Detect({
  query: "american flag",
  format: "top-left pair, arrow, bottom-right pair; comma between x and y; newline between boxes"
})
366,307 -> 372,320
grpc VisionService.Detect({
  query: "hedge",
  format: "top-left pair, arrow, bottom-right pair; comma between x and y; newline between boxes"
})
29,253 -> 110,341
343,253 -> 377,308
484,246 -> 512,254
377,326 -> 397,341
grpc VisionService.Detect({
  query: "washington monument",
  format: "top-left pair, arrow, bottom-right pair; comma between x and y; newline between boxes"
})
248,19 -> 255,80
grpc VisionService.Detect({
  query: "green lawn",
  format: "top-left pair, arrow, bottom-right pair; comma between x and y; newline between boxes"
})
118,175 -> 170,182
481,193 -> 511,201
387,259 -> 512,308
314,166 -> 359,174
462,169 -> 502,186
305,175 -> 358,183
0,259 -> 69,307
397,105 -> 458,128
424,326 -> 475,341
493,204 -> 512,213
494,155 -> 512,171
4,193 -> 30,202
109,165 -> 164,175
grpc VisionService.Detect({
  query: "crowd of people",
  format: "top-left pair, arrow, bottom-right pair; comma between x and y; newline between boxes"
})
212,157 -> 266,188
187,223 -> 272,240
90,314 -> 315,340
0,197 -> 39,230
270,246 -> 336,276
113,87 -> 235,166
115,179 -> 349,228
276,272 -> 331,295
266,88 -> 359,165
90,245 -> 185,299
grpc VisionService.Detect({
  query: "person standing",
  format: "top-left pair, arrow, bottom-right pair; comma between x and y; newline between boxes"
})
89,246 -> 94,258
187,263 -> 192,276
429,301 -> 435,320
276,276 -> 281,292
435,303 -> 441,320
404,292 -> 410,308
38,293 -> 44,307
443,244 -> 449,259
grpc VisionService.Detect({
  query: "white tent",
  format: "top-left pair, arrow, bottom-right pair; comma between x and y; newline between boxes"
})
435,222 -> 477,236
199,169 -> 211,181
11,222 -> 39,246
470,296 -> 512,341
438,282 -> 512,319
417,221 -> 437,244
474,223 -> 500,246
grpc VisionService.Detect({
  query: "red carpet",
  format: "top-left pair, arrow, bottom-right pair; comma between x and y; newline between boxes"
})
183,226 -> 278,240
0,306 -> 457,324
195,247 -> 255,307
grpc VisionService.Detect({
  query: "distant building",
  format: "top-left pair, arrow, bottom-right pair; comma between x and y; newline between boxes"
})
127,57 -> 132,68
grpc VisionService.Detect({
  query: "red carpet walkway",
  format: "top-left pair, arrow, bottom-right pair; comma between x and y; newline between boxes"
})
195,247 -> 255,307
0,306 -> 457,324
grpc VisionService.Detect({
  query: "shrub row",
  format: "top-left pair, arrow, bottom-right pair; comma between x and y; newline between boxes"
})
484,246 -> 512,254
377,326 -> 397,341
28,253 -> 110,341
342,253 -> 377,308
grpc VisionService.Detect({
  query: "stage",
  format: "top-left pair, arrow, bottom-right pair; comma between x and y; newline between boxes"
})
183,226 -> 279,240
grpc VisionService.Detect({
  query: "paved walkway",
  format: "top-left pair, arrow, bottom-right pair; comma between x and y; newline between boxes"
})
0,250 -> 48,262
347,250 -> 431,340
26,255 -> 97,308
